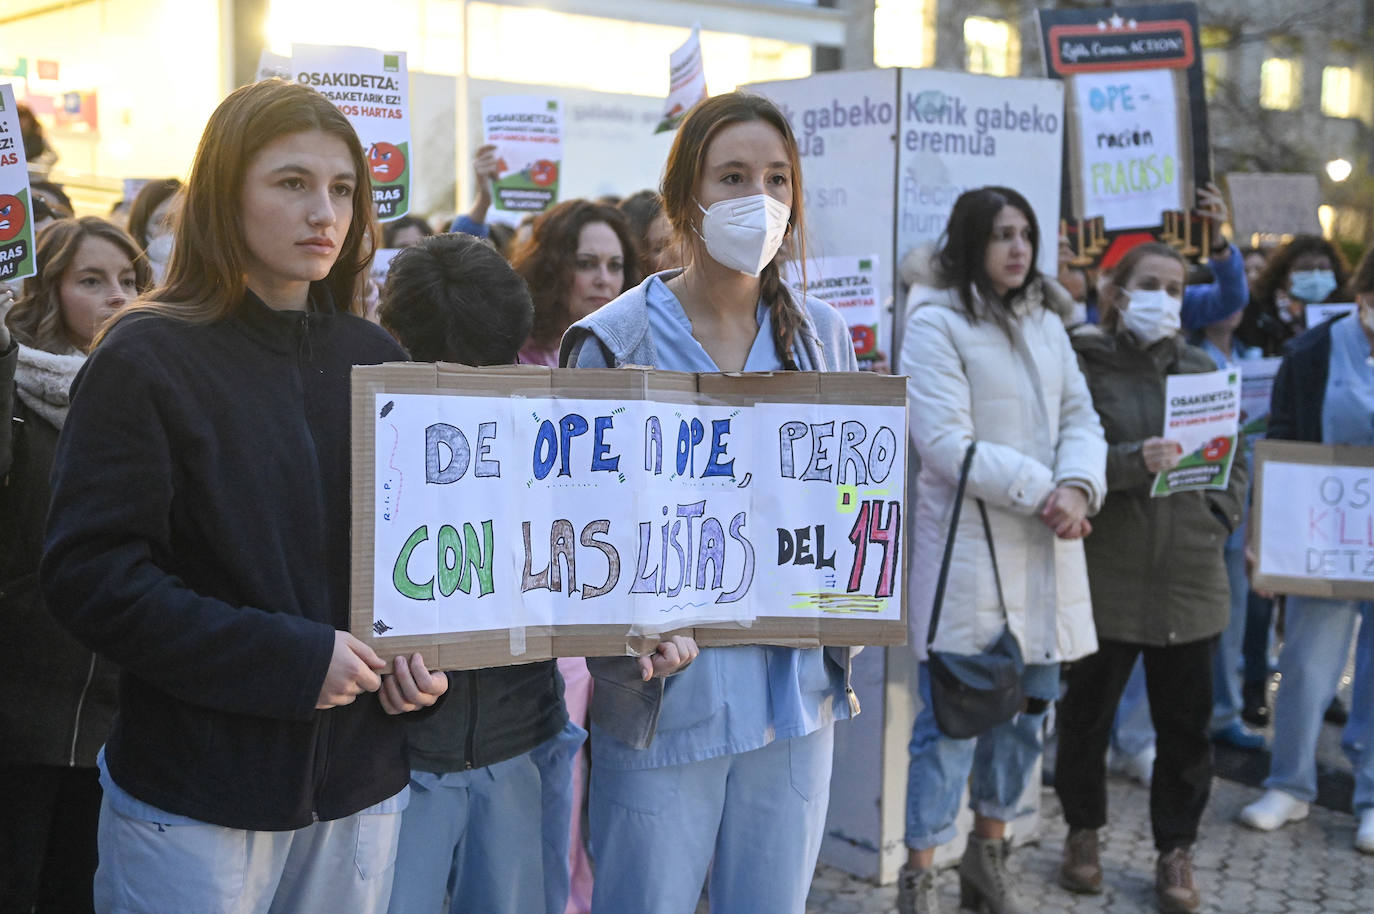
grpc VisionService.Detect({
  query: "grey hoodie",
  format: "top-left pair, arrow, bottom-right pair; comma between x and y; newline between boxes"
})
560,270 -> 860,749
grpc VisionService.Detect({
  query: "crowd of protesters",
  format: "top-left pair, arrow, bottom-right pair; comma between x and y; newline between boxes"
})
1,75 -> 1372,914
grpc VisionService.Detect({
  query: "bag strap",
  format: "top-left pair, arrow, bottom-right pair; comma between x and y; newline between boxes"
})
926,442 -> 1009,650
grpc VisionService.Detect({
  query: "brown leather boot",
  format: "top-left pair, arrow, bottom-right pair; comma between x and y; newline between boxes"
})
1058,828 -> 1103,894
1155,847 -> 1201,913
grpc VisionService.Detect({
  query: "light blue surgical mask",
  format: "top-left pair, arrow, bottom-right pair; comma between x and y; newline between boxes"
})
1289,268 -> 1337,303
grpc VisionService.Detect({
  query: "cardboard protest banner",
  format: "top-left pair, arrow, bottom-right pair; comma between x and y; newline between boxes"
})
1306,302 -> 1358,327
1239,356 -> 1282,438
657,27 -> 707,134
0,84 -> 36,283
1152,367 -> 1240,496
1037,3 -> 1210,266
351,364 -> 908,670
787,255 -> 883,361
481,96 -> 563,227
895,69 -> 1064,281
292,44 -> 411,222
752,68 -> 1063,367
1252,440 -> 1374,599
1226,173 -> 1321,243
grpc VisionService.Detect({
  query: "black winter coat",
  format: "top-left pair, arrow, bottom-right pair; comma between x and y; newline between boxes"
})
41,288 -> 417,831
1,341 -> 118,768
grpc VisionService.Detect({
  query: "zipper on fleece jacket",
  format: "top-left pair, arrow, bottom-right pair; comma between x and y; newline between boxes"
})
67,654 -> 98,766
464,674 -> 479,769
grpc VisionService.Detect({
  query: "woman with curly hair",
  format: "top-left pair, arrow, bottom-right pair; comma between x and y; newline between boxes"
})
1239,234 -> 1350,356
2,216 -> 151,911
511,199 -> 639,367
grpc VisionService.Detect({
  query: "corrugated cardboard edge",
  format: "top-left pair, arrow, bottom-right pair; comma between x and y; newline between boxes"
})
351,363 -> 909,670
1251,439 -> 1374,600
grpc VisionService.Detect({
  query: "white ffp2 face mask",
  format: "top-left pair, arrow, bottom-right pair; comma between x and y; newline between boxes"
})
1120,288 -> 1182,345
695,194 -> 790,276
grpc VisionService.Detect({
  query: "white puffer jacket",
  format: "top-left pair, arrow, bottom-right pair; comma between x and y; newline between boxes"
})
901,276 -> 1106,664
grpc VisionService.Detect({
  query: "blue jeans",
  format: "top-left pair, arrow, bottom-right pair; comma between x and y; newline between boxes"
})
1345,608 -> 1373,759
589,725 -> 833,914
529,718 -> 587,914
387,751 -> 545,914
1265,597 -> 1374,814
904,662 -> 1059,850
1211,545 -> 1250,730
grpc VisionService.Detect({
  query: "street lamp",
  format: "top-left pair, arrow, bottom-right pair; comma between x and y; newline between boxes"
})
1326,158 -> 1353,182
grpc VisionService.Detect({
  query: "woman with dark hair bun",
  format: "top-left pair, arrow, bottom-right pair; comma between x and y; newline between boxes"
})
1056,242 -> 1248,913
512,198 -> 639,366
898,186 -> 1106,914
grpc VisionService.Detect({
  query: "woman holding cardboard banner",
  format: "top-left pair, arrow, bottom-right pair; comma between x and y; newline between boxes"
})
1238,247 -> 1374,855
38,80 -> 453,914
560,92 -> 857,914
1,217 -> 150,913
1056,242 -> 1248,913
898,186 -> 1106,914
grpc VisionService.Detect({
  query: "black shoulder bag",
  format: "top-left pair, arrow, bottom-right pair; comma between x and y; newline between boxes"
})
925,442 -> 1026,739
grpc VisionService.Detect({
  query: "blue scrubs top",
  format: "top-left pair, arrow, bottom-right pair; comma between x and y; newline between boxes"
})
1323,314 -> 1374,447
592,276 -> 851,771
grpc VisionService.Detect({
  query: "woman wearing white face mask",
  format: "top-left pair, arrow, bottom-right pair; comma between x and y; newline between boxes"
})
561,92 -> 856,914
126,178 -> 184,284
1055,243 -> 1248,914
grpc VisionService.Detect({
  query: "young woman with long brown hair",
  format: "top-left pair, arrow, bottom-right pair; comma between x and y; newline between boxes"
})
561,91 -> 854,914
40,79 -> 448,913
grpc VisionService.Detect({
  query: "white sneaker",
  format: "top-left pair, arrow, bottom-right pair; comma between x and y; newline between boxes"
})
1108,744 -> 1155,787
1238,790 -> 1309,831
1357,809 -> 1374,854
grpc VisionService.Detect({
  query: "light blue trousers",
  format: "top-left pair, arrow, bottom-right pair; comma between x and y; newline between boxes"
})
1211,545 -> 1250,730
589,725 -> 834,914
904,662 -> 1059,849
94,796 -> 401,914
387,750 -> 546,914
1265,597 -> 1374,814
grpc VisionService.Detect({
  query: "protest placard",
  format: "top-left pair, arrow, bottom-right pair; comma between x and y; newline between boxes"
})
350,364 -> 908,670
1037,3 -> 1209,262
1306,302 -> 1358,327
1152,367 -> 1240,496
786,255 -> 883,361
292,44 -> 411,221
751,70 -> 900,362
657,27 -> 707,134
896,70 -> 1064,280
256,50 -> 291,83
1239,356 -> 1282,438
0,84 -> 36,283
481,96 -> 563,226
1226,173 -> 1321,243
1252,440 -> 1374,600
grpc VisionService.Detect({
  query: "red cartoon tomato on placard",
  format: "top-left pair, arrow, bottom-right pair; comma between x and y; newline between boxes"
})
1202,436 -> 1232,462
368,142 -> 405,184
0,194 -> 26,243
850,324 -> 876,357
529,159 -> 558,187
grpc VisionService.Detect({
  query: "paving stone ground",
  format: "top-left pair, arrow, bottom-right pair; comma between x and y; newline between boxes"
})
801,776 -> 1374,914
